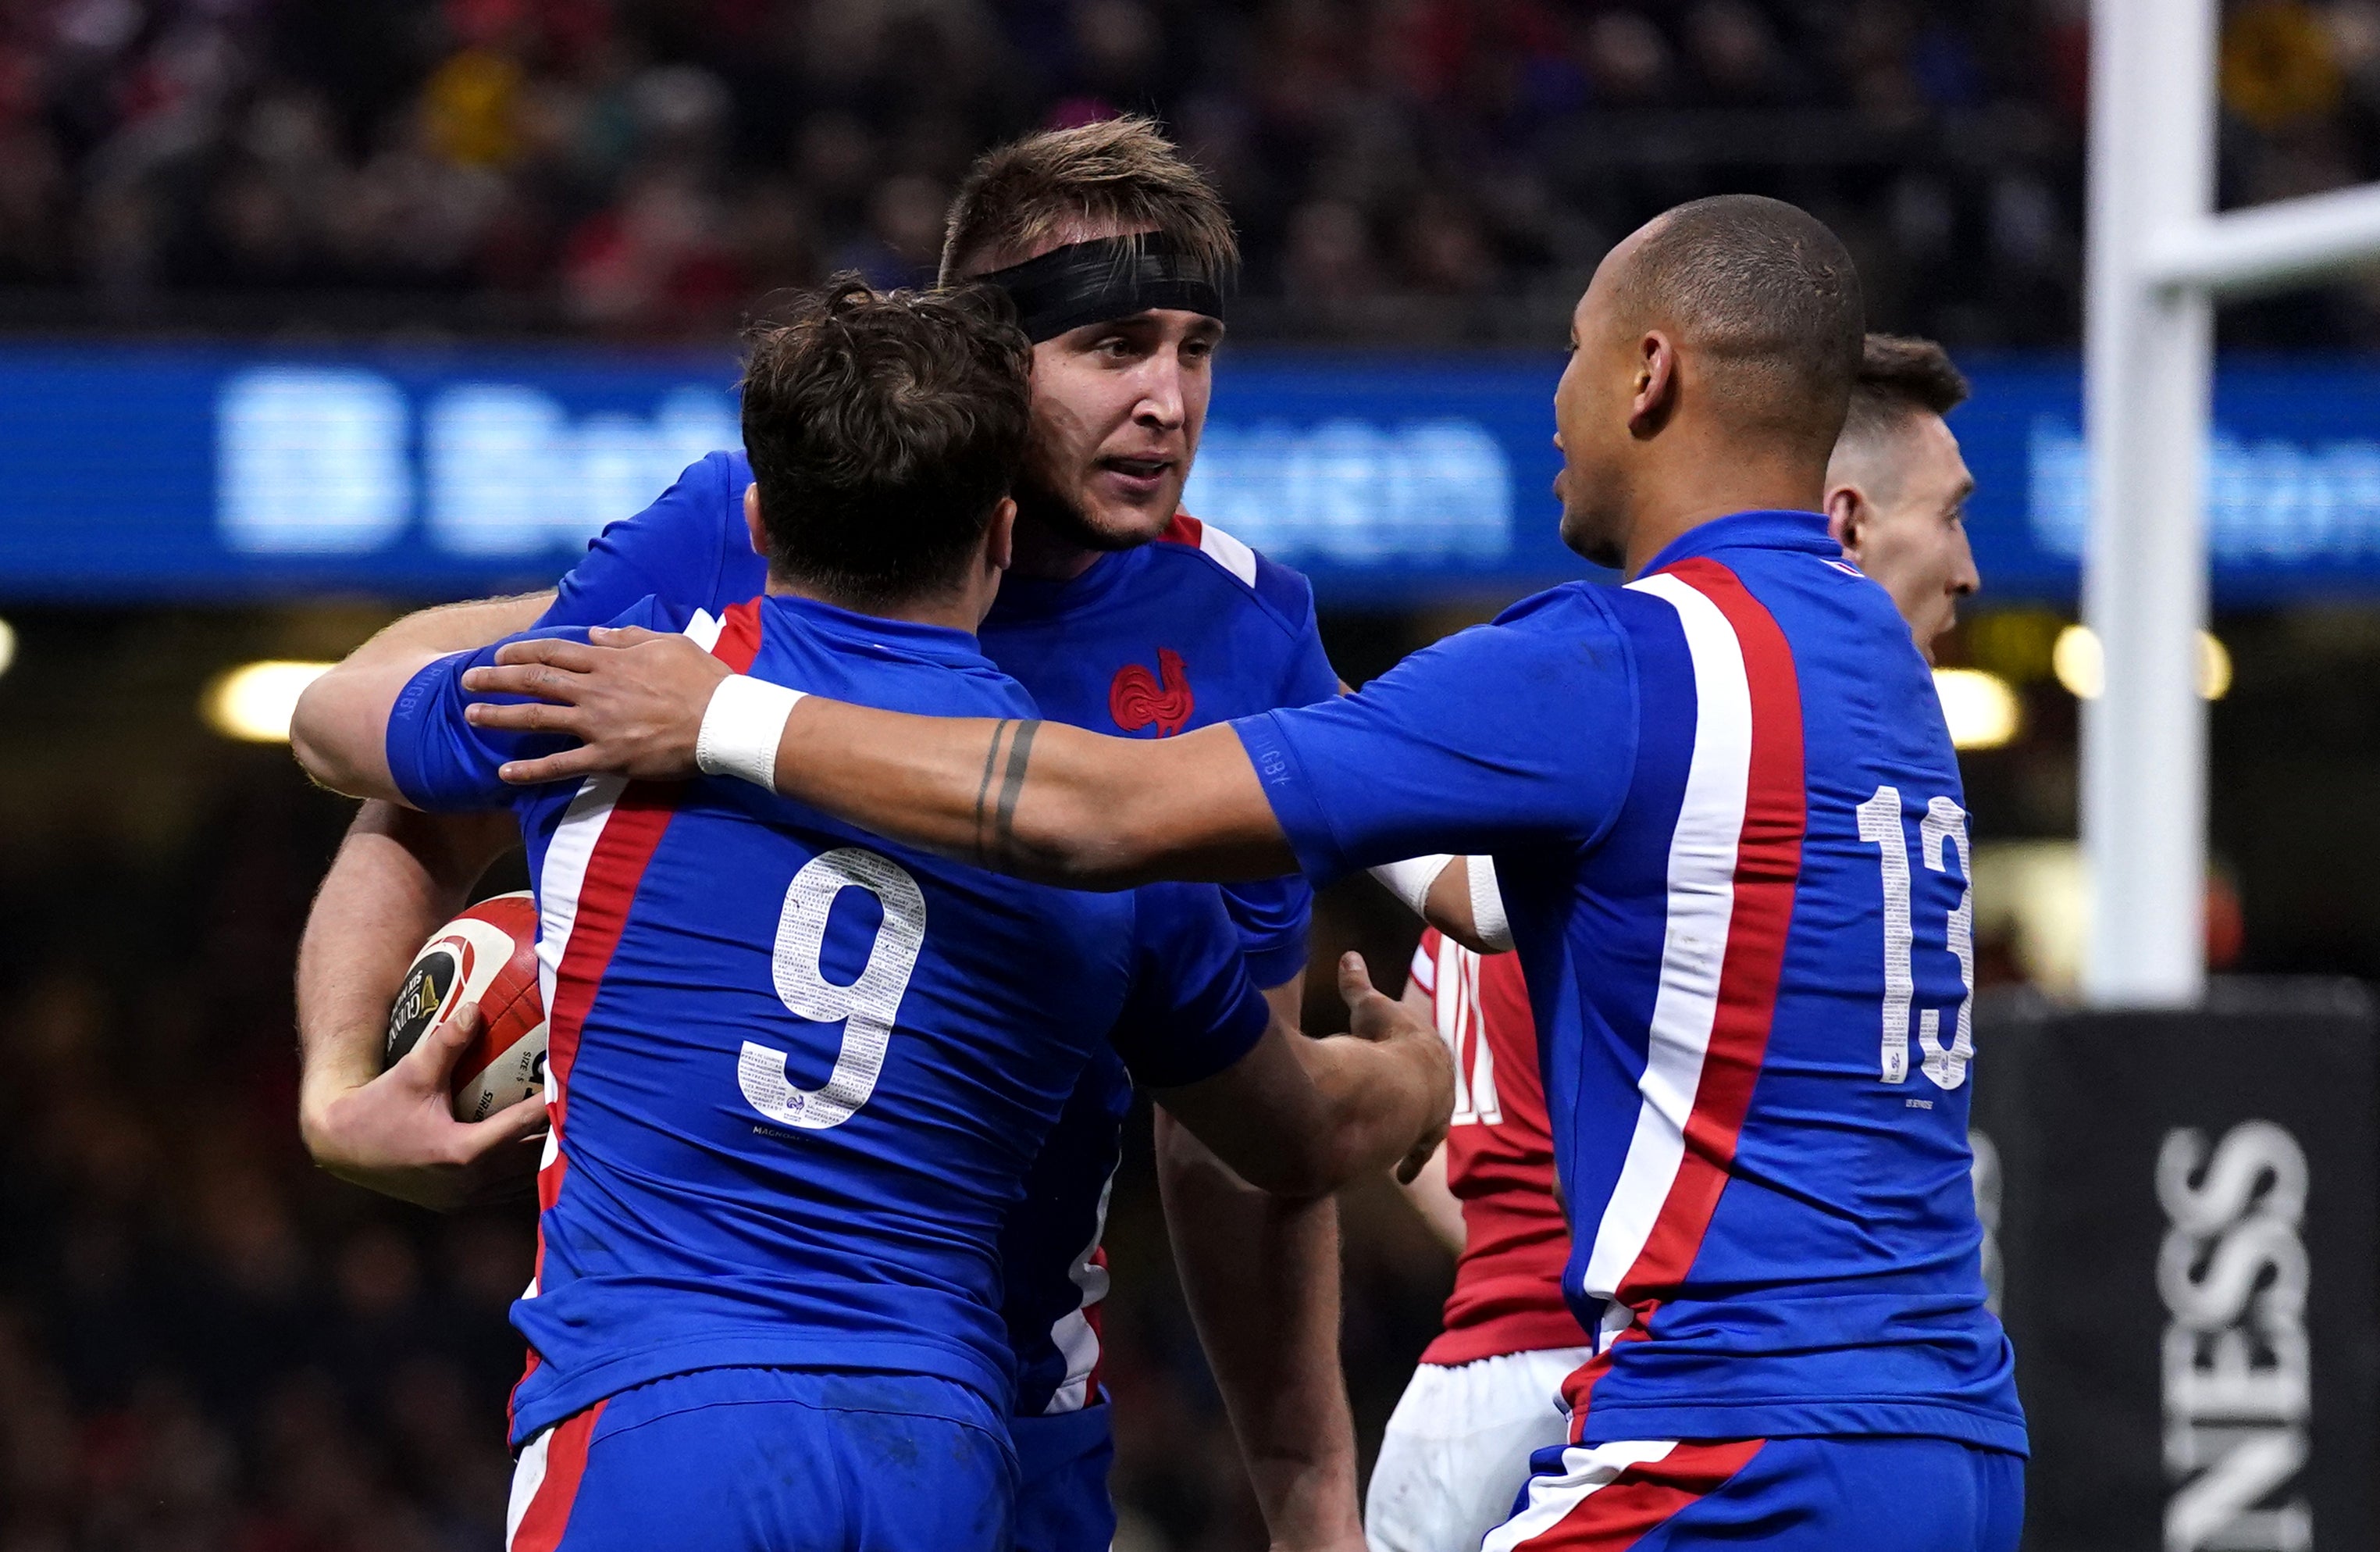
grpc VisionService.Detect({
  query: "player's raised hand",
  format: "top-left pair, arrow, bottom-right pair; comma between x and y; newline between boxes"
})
301,1003 -> 547,1212
1335,951 -> 1455,1183
461,626 -> 728,785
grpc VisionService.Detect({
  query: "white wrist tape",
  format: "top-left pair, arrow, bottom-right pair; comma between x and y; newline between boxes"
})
695,674 -> 803,790
1370,854 -> 1455,919
1466,856 -> 1513,953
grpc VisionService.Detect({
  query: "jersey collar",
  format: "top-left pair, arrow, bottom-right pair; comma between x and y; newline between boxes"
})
761,592 -> 996,669
984,543 -> 1146,623
1637,508 -> 1837,577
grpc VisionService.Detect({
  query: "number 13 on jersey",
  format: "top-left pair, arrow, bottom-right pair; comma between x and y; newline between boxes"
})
1856,786 -> 1974,1090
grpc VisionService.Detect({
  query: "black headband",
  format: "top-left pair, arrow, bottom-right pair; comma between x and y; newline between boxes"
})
974,233 -> 1227,342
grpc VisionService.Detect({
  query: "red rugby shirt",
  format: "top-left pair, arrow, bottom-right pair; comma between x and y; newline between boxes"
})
1411,929 -> 1591,1366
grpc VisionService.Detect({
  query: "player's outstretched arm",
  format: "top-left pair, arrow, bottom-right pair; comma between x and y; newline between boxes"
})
291,649 -> 452,801
291,591 -> 554,802
313,592 -> 555,708
383,590 -> 558,645
294,594 -> 558,1201
1151,954 -> 1454,1200
462,626 -> 1297,887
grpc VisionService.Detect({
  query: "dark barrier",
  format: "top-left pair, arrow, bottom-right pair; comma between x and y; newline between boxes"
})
1972,981 -> 2378,1552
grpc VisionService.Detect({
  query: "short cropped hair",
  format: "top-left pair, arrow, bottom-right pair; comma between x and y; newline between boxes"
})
938,115 -> 1238,285
1842,333 -> 1969,443
739,277 -> 1031,608
1618,194 -> 1865,455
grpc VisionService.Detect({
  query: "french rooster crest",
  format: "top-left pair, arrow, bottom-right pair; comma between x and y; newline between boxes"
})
1109,648 -> 1194,737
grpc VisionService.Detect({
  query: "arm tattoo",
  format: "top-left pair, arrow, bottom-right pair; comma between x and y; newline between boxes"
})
991,719 -> 1040,866
972,719 -> 1014,865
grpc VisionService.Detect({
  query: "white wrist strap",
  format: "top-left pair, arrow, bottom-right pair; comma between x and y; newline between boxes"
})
1467,855 -> 1513,952
1370,854 -> 1455,919
695,674 -> 803,790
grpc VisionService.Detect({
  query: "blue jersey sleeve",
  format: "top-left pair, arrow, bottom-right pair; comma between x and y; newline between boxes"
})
388,598 -> 677,812
1220,553 -> 1336,987
1109,882 -> 1273,1090
1231,590 -> 1639,883
540,452 -> 744,630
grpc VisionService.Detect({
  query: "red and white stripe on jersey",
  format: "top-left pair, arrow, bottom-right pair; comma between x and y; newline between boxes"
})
1158,511 -> 1259,588
505,1399 -> 607,1551
1416,933 -> 1501,1125
1481,1437 -> 1765,1551
1410,929 -> 1587,1367
508,602 -> 765,1432
1563,558 -> 1805,1429
1043,1175 -> 1116,1414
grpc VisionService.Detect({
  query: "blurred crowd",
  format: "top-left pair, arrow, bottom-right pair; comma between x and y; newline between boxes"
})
0,746 -> 1450,1552
0,0 -> 2375,344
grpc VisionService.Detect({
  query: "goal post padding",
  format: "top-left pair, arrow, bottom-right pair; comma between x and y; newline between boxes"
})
1971,982 -> 2377,1552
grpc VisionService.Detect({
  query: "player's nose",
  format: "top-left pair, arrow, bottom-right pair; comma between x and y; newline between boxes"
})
1135,383 -> 1185,429
1133,358 -> 1188,429
1950,531 -> 1980,597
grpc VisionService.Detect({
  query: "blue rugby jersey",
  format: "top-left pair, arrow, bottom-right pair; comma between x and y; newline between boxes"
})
385,593 -> 1270,1447
538,449 -> 1341,1417
1232,510 -> 2025,1454
547,451 -> 1339,983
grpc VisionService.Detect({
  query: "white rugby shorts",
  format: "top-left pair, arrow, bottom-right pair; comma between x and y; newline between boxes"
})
1364,1345 -> 1595,1552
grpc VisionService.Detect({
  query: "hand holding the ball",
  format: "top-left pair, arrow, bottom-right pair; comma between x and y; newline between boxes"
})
301,1002 -> 547,1212
461,626 -> 729,786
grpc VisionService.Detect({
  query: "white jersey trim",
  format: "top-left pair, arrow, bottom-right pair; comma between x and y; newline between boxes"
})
505,1425 -> 552,1547
1579,572 -> 1755,1306
530,611 -> 720,1017
533,777 -> 627,1019
1197,520 -> 1259,587
1480,1439 -> 1681,1552
1042,1170 -> 1117,1414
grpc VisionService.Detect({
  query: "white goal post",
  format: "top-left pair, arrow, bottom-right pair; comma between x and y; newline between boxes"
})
2082,0 -> 2380,1006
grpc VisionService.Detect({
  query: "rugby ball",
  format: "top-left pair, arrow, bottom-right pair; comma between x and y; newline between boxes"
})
384,891 -> 549,1122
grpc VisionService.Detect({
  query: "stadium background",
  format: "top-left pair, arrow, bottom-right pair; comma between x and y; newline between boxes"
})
3,1 -> 2379,1547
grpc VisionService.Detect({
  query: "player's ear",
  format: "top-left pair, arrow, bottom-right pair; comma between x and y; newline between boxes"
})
985,495 -> 1017,574
1628,330 -> 1677,440
1825,483 -> 1865,555
743,483 -> 768,556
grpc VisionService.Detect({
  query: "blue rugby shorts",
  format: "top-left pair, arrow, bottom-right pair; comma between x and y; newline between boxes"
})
1483,1433 -> 2024,1551
505,1366 -> 1015,1552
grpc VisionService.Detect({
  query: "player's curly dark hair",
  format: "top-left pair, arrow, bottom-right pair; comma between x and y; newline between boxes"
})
739,277 -> 1032,608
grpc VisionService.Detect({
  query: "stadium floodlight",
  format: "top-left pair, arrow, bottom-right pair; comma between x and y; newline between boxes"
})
1933,669 -> 2023,752
2082,0 -> 2380,1007
201,661 -> 334,743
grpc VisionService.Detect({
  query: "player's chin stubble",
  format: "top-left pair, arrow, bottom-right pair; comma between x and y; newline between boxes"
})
1013,461 -> 1159,555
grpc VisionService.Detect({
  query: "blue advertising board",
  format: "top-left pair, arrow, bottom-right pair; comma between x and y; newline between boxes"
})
2,341 -> 2379,605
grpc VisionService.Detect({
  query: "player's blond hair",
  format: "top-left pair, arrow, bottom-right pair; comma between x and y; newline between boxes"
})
937,116 -> 1238,286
